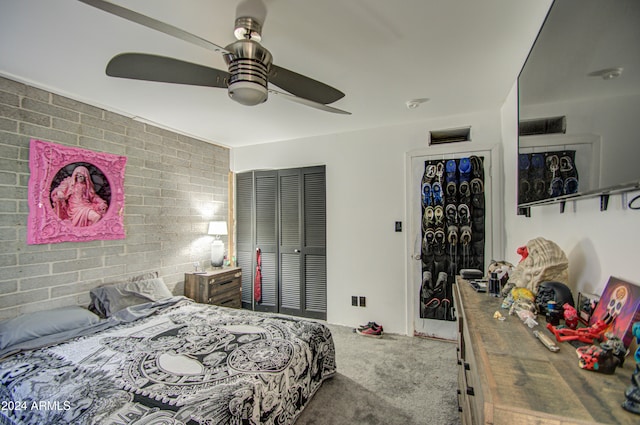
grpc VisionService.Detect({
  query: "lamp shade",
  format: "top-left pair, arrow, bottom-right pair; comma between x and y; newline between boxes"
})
207,221 -> 228,236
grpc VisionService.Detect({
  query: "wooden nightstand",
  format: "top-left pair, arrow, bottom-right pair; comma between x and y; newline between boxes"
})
184,267 -> 242,308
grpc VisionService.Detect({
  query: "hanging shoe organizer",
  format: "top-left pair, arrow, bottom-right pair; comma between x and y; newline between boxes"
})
518,150 -> 579,205
420,156 -> 485,321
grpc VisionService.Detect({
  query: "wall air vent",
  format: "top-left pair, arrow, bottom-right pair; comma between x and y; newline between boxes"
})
519,116 -> 566,136
429,127 -> 471,145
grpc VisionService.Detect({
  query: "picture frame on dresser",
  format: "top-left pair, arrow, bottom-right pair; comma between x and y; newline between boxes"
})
27,139 -> 127,244
588,276 -> 640,348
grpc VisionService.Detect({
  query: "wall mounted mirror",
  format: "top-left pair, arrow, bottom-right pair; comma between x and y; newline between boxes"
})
518,0 -> 640,209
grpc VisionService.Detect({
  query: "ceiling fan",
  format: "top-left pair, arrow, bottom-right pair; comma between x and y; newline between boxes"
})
77,0 -> 350,114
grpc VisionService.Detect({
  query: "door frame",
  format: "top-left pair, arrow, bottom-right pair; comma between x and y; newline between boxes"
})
404,143 -> 504,338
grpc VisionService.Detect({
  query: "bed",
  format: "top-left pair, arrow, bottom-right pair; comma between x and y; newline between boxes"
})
0,276 -> 336,425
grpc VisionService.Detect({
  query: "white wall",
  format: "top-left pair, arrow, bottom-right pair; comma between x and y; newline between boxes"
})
501,82 -> 640,296
233,112 -> 503,334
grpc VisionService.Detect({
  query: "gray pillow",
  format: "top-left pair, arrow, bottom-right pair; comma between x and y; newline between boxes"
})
0,306 -> 100,351
127,271 -> 159,282
89,277 -> 173,318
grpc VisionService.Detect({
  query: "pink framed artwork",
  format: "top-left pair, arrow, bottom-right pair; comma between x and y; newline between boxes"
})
27,139 -> 127,244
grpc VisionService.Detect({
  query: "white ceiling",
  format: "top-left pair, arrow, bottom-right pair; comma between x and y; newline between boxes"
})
0,0 -> 552,148
519,0 -> 640,107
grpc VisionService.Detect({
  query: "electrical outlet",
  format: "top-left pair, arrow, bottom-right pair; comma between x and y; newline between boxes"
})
351,296 -> 358,306
359,296 -> 366,307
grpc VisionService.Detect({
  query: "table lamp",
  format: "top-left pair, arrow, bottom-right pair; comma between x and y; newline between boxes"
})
207,221 -> 228,268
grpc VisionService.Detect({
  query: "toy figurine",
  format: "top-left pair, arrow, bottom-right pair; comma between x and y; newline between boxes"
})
575,334 -> 625,375
547,317 -> 611,345
622,322 -> 640,415
576,344 -> 620,374
601,334 -> 627,367
563,303 -> 579,330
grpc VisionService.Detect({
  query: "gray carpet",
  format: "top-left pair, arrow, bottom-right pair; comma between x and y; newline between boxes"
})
296,324 -> 461,425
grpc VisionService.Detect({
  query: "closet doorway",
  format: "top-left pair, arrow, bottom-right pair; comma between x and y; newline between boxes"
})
236,166 -> 327,320
406,145 -> 503,340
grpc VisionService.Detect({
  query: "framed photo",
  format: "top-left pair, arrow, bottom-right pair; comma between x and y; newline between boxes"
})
589,276 -> 640,348
27,139 -> 127,244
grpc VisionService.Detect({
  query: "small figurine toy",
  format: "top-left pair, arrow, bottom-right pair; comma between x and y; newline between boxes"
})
563,303 -> 579,330
575,334 -> 625,375
547,317 -> 611,345
576,344 -> 620,374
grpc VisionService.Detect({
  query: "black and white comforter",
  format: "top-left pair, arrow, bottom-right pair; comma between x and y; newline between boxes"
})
0,298 -> 335,425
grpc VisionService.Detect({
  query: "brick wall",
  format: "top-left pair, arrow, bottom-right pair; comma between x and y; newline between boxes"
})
0,76 -> 230,320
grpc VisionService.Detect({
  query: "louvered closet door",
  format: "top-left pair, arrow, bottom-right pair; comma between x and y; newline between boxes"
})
236,172 -> 254,309
236,167 -> 326,319
278,166 -> 326,319
254,171 -> 278,313
278,169 -> 303,317
302,167 -> 327,319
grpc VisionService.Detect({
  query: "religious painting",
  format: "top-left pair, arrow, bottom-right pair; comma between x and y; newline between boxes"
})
27,139 -> 127,244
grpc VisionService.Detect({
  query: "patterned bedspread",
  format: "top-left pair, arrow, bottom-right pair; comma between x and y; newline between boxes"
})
0,299 -> 336,425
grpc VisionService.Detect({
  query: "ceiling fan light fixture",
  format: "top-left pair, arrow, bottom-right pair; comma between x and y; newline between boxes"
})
228,81 -> 268,105
224,39 -> 272,106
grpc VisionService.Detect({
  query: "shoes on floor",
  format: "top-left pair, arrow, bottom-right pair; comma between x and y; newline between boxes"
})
356,322 -> 384,338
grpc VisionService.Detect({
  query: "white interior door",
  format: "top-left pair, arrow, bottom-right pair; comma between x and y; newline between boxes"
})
406,145 -> 501,340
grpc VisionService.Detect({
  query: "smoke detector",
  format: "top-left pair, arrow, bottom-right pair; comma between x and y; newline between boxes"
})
406,98 -> 430,109
588,67 -> 624,80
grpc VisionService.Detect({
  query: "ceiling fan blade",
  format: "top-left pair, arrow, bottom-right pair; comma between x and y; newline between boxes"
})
78,0 -> 230,54
269,65 -> 345,105
107,53 -> 229,88
268,89 -> 351,115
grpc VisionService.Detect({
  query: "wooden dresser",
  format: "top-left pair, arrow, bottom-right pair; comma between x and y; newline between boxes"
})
184,267 -> 242,308
454,276 -> 637,425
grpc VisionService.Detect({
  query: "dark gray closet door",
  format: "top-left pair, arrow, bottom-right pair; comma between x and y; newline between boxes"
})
278,168 -> 303,316
253,170 -> 278,313
278,167 -> 327,319
236,167 -> 325,319
302,167 -> 327,319
236,172 -> 254,308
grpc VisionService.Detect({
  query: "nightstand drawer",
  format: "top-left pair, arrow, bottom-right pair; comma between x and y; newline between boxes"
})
207,271 -> 241,289
208,278 -> 241,307
184,268 -> 242,308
